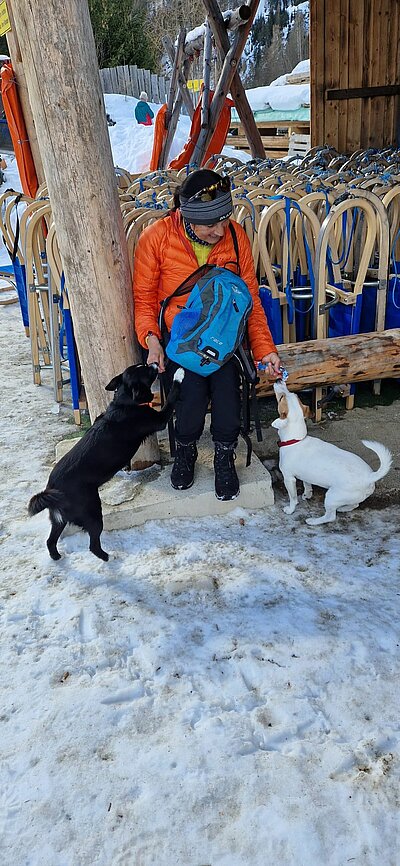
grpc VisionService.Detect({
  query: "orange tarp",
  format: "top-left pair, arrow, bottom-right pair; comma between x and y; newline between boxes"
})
149,103 -> 168,172
169,93 -> 233,170
0,62 -> 38,197
149,93 -> 233,172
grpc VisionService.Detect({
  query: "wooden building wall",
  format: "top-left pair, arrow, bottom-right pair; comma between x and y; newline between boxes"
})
310,0 -> 400,152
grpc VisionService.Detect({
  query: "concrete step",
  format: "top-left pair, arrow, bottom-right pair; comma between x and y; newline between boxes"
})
56,430 -> 274,531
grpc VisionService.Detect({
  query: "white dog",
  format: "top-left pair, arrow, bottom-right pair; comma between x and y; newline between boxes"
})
271,380 -> 392,525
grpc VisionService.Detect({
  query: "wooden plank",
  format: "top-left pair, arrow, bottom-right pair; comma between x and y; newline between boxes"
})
162,35 -> 194,118
360,0 -> 372,147
286,72 -> 309,85
137,67 -> 145,94
326,84 -> 400,100
100,67 -> 110,94
151,73 -> 160,103
256,329 -> 400,397
324,0 -> 341,148
110,66 -> 119,94
384,0 -> 399,145
378,0 -> 391,146
286,122 -> 311,134
123,65 -> 131,97
229,120 -> 310,132
143,68 -> 152,96
368,0 -> 383,146
130,66 -> 139,99
116,66 -> 125,95
345,0 -> 363,151
337,0 -> 349,153
228,134 -> 289,147
310,0 -> 325,147
159,75 -> 168,104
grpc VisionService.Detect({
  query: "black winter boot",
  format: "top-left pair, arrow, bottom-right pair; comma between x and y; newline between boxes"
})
171,441 -> 198,490
214,441 -> 240,501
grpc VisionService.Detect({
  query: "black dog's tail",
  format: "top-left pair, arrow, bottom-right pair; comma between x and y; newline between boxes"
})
28,489 -> 66,522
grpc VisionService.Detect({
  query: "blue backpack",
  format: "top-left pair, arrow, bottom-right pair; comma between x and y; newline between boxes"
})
158,225 -> 262,457
162,265 -> 253,376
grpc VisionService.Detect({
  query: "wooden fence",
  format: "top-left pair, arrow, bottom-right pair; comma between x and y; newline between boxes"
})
100,65 -> 170,104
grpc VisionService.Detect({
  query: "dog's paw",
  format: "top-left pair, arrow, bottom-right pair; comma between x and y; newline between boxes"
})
173,367 -> 185,383
306,517 -> 321,526
283,505 -> 296,515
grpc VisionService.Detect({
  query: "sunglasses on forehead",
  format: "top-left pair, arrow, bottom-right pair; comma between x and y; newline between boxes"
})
187,176 -> 231,203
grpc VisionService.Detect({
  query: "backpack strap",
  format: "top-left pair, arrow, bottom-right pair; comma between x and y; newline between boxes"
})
158,262 -> 214,345
228,222 -> 240,275
233,343 -> 263,465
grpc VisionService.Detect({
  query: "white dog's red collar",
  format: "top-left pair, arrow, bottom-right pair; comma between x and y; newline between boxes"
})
278,438 -> 303,447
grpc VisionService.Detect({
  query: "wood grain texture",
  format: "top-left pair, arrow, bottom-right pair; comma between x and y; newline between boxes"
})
9,0 -> 140,425
256,329 -> 400,396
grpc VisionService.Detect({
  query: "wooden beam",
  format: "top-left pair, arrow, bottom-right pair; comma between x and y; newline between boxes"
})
200,18 -> 212,130
256,329 -> 400,397
310,0 -> 325,148
163,35 -> 194,119
193,0 -> 261,165
164,27 -> 185,128
159,28 -> 186,169
203,0 -> 265,160
326,84 -> 400,101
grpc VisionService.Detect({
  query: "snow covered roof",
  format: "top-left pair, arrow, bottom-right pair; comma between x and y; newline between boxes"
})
239,83 -> 310,113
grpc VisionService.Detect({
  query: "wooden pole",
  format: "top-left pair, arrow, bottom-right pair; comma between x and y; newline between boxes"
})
193,0 -> 262,165
203,0 -> 265,160
163,36 -> 194,119
5,2 -> 45,185
7,2 -> 143,423
256,329 -> 400,397
200,18 -> 212,131
159,28 -> 186,169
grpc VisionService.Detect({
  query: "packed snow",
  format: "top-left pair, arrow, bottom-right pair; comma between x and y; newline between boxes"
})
0,95 -> 399,866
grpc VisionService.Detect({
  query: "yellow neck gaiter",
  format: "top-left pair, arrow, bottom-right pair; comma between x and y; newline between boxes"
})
185,232 -> 213,267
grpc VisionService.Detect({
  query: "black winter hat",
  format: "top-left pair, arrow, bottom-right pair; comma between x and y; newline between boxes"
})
178,169 -> 233,225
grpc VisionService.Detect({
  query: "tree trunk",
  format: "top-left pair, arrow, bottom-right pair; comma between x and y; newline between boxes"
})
8,0 -> 161,465
257,329 -> 400,397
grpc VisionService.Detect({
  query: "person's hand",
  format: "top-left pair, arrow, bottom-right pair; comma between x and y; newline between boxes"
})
260,352 -> 281,377
146,335 -> 165,373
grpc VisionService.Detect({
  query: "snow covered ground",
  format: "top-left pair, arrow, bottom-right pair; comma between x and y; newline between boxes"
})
1,102 -> 399,866
104,93 -> 250,175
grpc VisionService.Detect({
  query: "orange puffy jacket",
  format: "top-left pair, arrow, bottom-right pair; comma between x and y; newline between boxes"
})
133,210 -> 277,362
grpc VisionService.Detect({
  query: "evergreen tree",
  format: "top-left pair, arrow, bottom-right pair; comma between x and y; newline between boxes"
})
285,12 -> 309,72
88,0 -> 155,70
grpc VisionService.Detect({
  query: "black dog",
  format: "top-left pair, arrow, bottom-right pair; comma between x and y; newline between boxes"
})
28,364 -> 184,561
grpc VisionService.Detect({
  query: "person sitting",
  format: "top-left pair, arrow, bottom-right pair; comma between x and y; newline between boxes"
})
134,92 -> 154,126
133,168 -> 281,501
